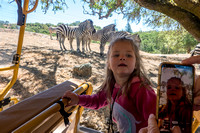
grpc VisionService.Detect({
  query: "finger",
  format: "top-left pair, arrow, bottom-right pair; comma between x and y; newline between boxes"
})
193,75 -> 200,111
138,127 -> 148,133
194,96 -> 200,105
62,91 -> 72,98
194,75 -> 200,106
148,114 -> 160,133
193,104 -> 200,111
171,126 -> 181,133
66,101 -> 73,106
194,75 -> 200,96
181,56 -> 200,64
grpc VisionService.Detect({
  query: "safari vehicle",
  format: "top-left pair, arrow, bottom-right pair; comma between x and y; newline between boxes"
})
0,0 -> 199,132
0,0 -> 100,132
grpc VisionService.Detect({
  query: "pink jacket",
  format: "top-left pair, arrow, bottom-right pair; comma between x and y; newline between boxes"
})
78,77 -> 156,133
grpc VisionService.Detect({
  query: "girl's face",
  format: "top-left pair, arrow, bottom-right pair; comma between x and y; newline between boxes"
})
108,40 -> 136,79
167,78 -> 183,102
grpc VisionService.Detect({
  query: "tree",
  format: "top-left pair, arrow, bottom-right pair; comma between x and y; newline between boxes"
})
69,21 -> 81,26
57,22 -> 64,26
137,29 -> 197,54
39,0 -> 200,41
125,22 -> 133,33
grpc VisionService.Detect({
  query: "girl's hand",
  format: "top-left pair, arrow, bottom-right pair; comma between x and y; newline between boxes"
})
62,90 -> 79,106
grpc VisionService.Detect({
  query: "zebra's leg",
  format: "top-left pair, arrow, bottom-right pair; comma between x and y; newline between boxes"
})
50,32 -> 53,40
69,38 -> 74,51
61,37 -> 67,51
76,38 -> 81,52
49,27 -> 53,40
85,39 -> 88,51
58,37 -> 63,51
84,39 -> 87,51
100,43 -> 105,56
56,32 -> 58,40
88,38 -> 92,51
82,38 -> 85,52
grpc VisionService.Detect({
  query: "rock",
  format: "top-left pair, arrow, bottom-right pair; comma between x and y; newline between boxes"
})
73,63 -> 92,77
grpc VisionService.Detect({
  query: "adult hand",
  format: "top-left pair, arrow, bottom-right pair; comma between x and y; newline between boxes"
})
139,114 -> 181,133
182,56 -> 200,110
62,90 -> 79,106
181,56 -> 200,64
139,114 -> 159,133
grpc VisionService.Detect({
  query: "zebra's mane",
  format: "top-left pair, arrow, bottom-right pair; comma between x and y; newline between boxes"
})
103,24 -> 116,30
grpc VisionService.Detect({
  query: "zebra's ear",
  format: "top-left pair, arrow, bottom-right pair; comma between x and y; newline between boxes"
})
87,19 -> 93,25
87,20 -> 91,24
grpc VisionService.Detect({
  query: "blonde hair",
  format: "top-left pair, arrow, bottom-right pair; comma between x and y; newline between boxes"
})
99,37 -> 151,102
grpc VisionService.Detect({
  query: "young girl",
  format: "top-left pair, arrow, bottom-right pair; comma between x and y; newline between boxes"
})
62,37 -> 156,132
158,77 -> 192,133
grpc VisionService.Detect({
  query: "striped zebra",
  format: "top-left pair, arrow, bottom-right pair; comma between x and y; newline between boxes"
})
75,19 -> 96,52
99,31 -> 141,56
191,43 -> 200,56
48,26 -> 57,40
56,19 -> 96,52
84,24 -> 116,51
56,24 -> 78,51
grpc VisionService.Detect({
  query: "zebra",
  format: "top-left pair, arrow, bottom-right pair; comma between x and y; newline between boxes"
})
48,26 -> 57,40
84,24 -> 116,51
99,31 -> 141,56
191,43 -> 200,56
56,24 -> 78,51
75,19 -> 96,52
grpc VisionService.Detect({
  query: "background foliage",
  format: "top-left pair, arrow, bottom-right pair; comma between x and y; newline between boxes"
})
0,20 -> 197,54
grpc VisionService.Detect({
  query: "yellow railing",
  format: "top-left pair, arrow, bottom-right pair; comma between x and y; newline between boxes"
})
0,0 -> 38,111
12,82 -> 93,133
193,111 -> 200,133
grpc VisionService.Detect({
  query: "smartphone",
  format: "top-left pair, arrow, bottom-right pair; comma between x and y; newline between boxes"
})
156,62 -> 195,133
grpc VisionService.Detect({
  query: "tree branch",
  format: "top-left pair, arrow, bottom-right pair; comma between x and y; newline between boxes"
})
173,0 -> 200,18
82,0 -> 123,19
136,0 -> 200,41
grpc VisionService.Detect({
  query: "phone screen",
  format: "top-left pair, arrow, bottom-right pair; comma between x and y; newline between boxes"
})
157,63 -> 195,133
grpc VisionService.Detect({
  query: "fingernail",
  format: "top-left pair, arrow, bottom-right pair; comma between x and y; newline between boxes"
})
149,114 -> 155,118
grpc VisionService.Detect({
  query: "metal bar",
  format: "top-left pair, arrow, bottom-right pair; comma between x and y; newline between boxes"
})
0,65 -> 18,101
192,111 -> 200,133
192,118 -> 200,133
0,0 -> 38,109
73,82 -> 93,133
12,82 -> 92,133
0,65 -> 15,71
26,0 -> 38,14
10,97 -> 19,104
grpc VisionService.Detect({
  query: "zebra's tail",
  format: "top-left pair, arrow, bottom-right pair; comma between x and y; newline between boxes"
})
56,32 -> 59,40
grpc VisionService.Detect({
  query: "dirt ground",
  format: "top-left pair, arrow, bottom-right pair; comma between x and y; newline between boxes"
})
0,28 -> 198,132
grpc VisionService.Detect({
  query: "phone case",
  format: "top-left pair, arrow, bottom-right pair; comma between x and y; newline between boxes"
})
156,62 -> 195,133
